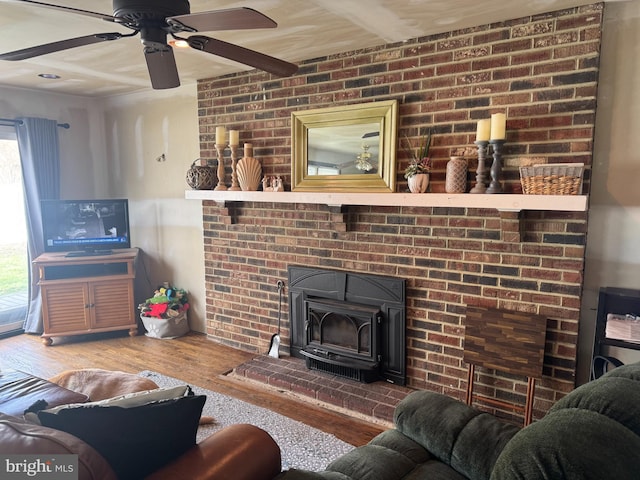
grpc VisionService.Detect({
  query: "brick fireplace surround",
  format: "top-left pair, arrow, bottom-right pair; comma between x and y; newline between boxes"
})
196,4 -> 602,421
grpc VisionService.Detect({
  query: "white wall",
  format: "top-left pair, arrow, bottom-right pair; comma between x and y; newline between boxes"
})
578,0 -> 640,382
101,85 -> 206,333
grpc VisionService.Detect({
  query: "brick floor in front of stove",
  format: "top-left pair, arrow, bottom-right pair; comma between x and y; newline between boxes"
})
232,355 -> 415,426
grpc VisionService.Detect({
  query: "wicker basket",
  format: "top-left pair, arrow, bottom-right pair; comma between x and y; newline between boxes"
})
186,160 -> 215,190
519,163 -> 584,195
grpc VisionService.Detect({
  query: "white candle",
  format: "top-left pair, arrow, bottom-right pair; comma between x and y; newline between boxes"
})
229,130 -> 239,146
490,113 -> 506,140
476,119 -> 491,142
215,126 -> 227,145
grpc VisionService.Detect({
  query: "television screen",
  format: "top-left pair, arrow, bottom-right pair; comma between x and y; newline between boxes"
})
41,199 -> 131,256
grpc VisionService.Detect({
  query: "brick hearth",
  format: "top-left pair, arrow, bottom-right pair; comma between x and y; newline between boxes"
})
232,355 -> 414,426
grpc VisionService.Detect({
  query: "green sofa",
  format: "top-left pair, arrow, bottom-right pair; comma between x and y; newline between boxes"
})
276,361 -> 640,480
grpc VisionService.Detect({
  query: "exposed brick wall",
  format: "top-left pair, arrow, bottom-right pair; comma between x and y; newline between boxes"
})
197,4 -> 602,419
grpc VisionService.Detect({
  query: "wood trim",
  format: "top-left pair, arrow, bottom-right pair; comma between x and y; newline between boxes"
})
186,190 -> 588,212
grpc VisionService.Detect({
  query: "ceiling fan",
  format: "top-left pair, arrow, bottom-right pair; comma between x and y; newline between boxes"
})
0,0 -> 298,89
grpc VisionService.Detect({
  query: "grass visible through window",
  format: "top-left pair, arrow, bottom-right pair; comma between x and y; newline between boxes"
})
0,137 -> 28,298
0,243 -> 28,294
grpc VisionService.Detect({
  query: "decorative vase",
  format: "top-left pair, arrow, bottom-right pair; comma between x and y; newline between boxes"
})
186,160 -> 215,190
445,156 -> 468,193
407,173 -> 429,193
236,156 -> 262,191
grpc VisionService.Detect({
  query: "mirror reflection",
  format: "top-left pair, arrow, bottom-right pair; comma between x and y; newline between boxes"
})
307,123 -> 380,176
291,100 -> 398,192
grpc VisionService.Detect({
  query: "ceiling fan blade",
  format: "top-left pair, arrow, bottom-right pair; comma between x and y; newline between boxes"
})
0,33 -> 123,61
187,35 -> 297,77
144,47 -> 180,90
167,7 -> 277,33
1,0 -> 116,22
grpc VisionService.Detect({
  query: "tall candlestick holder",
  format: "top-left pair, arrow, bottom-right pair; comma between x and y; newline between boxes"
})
228,143 -> 241,191
486,139 -> 505,194
470,140 -> 489,194
214,143 -> 227,191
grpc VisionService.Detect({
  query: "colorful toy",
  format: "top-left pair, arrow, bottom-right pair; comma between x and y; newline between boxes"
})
138,285 -> 189,318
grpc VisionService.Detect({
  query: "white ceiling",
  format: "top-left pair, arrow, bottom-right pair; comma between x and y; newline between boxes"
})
0,0 -> 617,97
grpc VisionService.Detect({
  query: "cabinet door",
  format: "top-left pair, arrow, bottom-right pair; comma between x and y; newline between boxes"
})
42,283 -> 90,334
90,279 -> 135,329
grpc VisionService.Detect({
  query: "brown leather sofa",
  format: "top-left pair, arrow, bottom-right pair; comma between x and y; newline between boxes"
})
0,369 -> 89,416
1,414 -> 281,480
0,369 -> 282,480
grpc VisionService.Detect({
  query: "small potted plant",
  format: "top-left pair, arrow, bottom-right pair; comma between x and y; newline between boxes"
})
403,129 -> 432,193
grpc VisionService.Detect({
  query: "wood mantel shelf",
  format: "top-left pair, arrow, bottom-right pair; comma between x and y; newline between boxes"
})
186,190 -> 588,242
185,190 -> 588,212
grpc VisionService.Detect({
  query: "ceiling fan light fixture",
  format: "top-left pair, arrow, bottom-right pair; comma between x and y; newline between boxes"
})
168,38 -> 189,48
356,144 -> 373,172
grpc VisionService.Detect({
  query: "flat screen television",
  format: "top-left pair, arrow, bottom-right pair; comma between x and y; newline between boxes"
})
41,198 -> 131,256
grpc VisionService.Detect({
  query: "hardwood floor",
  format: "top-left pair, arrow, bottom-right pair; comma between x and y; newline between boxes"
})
0,331 -> 384,446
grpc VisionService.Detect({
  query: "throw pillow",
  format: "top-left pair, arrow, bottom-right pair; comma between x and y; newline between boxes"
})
25,385 -> 190,424
37,386 -> 206,480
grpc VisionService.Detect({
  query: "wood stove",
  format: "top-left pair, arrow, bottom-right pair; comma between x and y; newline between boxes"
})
288,266 -> 406,385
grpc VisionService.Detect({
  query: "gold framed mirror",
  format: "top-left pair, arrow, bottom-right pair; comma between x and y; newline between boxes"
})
291,100 -> 398,192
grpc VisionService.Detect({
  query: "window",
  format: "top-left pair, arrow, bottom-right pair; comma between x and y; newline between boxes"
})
0,127 -> 28,334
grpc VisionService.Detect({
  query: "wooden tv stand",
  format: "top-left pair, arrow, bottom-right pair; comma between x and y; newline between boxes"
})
34,248 -> 139,346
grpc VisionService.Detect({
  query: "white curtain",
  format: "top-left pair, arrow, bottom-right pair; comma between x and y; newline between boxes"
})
16,117 -> 60,334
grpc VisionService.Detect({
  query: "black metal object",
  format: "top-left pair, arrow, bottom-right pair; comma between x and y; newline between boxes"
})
593,287 -> 640,356
288,266 -> 406,385
301,297 -> 381,383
